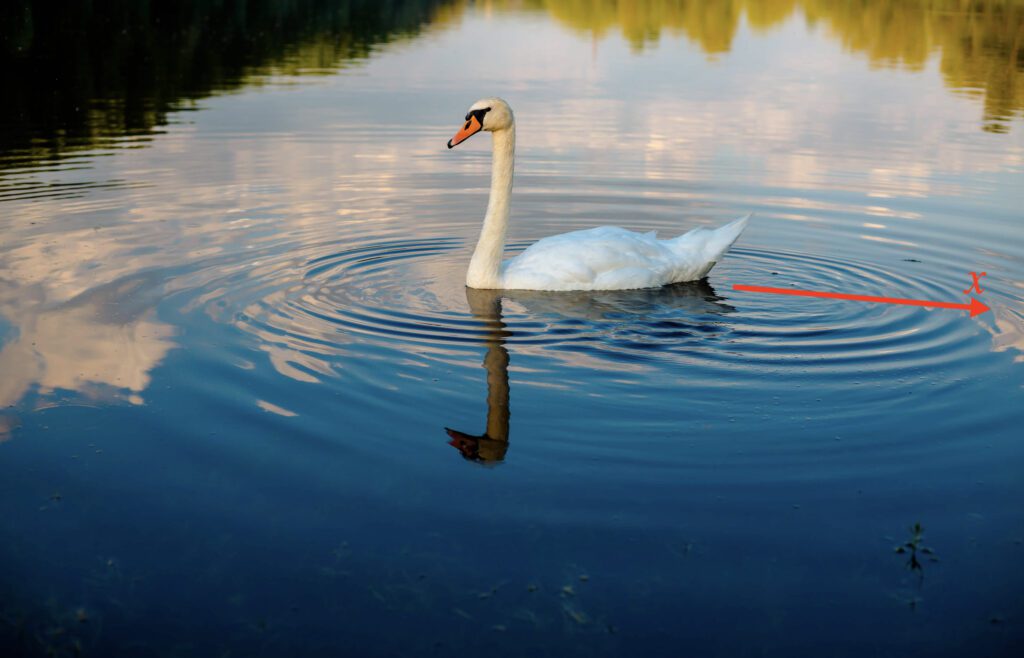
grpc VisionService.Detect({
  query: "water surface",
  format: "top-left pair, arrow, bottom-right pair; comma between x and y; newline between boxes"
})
2,1 -> 1023,656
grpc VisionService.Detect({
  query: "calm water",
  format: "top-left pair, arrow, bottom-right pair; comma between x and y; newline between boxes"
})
2,1 -> 1023,656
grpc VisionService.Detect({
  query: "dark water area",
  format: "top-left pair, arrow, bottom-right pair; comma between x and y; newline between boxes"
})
0,0 -> 446,162
2,1 -> 1024,656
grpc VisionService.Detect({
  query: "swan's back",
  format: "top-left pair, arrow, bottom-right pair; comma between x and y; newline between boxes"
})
500,215 -> 749,291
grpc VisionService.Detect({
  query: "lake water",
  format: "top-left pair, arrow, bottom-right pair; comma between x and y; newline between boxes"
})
1,1 -> 1023,656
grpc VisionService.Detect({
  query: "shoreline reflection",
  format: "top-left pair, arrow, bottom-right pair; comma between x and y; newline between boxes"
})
1,0 -> 1019,171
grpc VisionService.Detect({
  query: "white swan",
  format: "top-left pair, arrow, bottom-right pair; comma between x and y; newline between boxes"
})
448,98 -> 750,291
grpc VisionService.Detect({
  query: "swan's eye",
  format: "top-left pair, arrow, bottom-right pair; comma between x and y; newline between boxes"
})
466,108 -> 492,124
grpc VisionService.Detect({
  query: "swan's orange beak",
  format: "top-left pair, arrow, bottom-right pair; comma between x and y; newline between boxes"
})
448,114 -> 483,149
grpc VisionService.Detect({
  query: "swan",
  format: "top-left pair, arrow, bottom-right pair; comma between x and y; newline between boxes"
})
447,97 -> 750,291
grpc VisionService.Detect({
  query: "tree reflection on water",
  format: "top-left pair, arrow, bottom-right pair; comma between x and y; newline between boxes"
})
527,0 -> 1022,132
0,0 -> 450,162
0,0 -> 1020,168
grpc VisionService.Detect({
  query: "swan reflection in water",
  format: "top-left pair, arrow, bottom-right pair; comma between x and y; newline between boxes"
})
445,287 -> 513,463
445,279 -> 735,463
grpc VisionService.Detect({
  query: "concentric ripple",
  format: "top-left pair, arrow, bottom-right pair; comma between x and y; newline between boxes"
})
718,247 -> 986,374
220,233 -> 996,396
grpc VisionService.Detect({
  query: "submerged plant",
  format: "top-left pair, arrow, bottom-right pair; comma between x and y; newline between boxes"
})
894,522 -> 938,594
895,522 -> 938,564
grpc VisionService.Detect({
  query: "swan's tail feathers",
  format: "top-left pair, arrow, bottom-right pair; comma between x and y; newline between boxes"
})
711,212 -> 750,252
669,213 -> 751,281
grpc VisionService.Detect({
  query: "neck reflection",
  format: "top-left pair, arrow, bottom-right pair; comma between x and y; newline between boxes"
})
445,288 -> 510,463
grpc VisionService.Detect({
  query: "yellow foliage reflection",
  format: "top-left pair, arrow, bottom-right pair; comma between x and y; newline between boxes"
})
473,0 -> 1023,131
803,0 -> 1023,132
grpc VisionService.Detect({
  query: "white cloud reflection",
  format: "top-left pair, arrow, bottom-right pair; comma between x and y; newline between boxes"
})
0,281 -> 176,408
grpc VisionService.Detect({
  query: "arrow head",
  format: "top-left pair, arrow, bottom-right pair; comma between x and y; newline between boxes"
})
969,297 -> 990,317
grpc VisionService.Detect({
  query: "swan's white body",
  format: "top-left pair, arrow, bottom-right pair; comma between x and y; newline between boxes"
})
449,98 -> 749,291
500,220 -> 748,291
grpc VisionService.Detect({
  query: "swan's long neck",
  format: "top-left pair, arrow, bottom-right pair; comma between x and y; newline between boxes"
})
466,125 -> 515,289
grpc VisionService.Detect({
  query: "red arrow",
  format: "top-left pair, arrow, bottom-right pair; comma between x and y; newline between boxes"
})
732,284 -> 990,317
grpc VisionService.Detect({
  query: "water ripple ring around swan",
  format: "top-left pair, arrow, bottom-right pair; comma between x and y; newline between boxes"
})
226,237 -> 986,386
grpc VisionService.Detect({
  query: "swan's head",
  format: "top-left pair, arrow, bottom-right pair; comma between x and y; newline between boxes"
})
447,97 -> 513,149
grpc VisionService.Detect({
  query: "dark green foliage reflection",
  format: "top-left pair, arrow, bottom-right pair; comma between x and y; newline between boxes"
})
0,0 -> 447,164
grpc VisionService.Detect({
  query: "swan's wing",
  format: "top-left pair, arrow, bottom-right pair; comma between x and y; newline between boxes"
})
501,227 -> 675,291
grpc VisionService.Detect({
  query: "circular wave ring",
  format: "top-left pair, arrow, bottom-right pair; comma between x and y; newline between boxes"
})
228,237 -> 986,382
